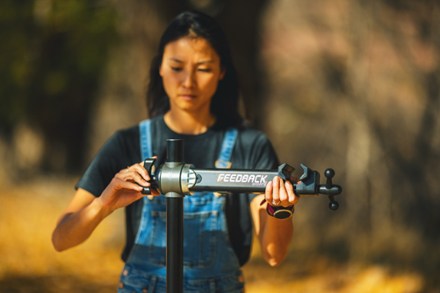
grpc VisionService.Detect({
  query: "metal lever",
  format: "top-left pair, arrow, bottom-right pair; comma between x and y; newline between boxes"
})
141,158 -> 158,194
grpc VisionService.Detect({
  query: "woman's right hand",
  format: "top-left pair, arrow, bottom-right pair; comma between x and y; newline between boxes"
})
52,162 -> 159,252
97,162 -> 160,213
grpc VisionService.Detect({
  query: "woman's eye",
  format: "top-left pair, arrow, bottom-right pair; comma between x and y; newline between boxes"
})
171,67 -> 182,72
198,68 -> 212,72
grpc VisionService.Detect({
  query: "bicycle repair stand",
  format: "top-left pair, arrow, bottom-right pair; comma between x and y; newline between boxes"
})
142,139 -> 343,293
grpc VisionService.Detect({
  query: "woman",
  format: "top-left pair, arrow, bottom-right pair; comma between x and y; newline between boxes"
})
52,10 -> 298,292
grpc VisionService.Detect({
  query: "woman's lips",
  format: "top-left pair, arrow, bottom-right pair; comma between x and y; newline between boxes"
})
179,94 -> 196,99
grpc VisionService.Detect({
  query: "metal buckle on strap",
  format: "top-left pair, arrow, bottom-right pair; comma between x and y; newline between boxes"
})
214,160 -> 232,169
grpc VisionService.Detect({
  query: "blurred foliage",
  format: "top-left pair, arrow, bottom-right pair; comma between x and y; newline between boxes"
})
0,0 -> 117,171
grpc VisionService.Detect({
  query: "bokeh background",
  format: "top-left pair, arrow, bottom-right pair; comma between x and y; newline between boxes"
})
1,0 -> 439,292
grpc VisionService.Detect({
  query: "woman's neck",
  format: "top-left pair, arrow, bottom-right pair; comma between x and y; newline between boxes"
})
164,111 -> 216,135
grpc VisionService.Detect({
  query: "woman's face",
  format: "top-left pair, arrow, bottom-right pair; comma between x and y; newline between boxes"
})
160,36 -> 224,115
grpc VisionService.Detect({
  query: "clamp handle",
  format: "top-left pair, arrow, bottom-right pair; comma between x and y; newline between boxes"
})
141,158 -> 158,194
324,168 -> 340,210
297,165 -> 342,210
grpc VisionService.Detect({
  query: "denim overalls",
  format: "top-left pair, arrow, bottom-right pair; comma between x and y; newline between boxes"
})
118,120 -> 244,293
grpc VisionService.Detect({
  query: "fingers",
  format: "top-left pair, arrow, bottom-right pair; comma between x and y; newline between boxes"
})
99,177 -> 145,211
285,180 -> 298,204
116,162 -> 151,187
265,180 -> 273,203
272,176 -> 281,205
265,176 -> 298,207
113,177 -> 144,193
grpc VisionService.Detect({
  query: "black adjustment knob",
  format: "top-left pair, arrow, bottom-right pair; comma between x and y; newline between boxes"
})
328,194 -> 339,210
324,168 -> 335,179
324,168 -> 335,188
329,200 -> 339,210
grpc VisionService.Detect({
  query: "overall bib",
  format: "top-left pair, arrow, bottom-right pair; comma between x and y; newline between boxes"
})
118,120 -> 244,293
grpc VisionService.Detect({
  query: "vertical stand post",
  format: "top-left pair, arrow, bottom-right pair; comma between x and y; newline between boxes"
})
165,139 -> 184,293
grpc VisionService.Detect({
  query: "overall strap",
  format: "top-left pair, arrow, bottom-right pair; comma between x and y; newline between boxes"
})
215,128 -> 238,168
139,119 -> 152,160
136,119 -> 152,245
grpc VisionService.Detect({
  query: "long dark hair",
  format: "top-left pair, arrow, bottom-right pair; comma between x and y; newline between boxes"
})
146,10 -> 243,129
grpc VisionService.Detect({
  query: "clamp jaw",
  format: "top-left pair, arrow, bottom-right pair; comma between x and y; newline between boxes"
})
272,163 -> 341,210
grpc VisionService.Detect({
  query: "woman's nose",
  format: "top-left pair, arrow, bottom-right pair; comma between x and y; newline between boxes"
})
182,71 -> 195,88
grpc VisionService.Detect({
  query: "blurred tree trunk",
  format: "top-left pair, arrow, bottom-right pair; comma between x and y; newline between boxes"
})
259,0 -> 440,274
86,0 -> 164,157
345,0 -> 440,261
1,1 -> 117,176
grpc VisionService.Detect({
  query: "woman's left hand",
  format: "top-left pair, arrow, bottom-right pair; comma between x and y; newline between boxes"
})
264,176 -> 299,207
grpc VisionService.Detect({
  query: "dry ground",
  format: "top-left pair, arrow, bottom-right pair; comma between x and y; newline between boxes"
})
0,177 -> 430,292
